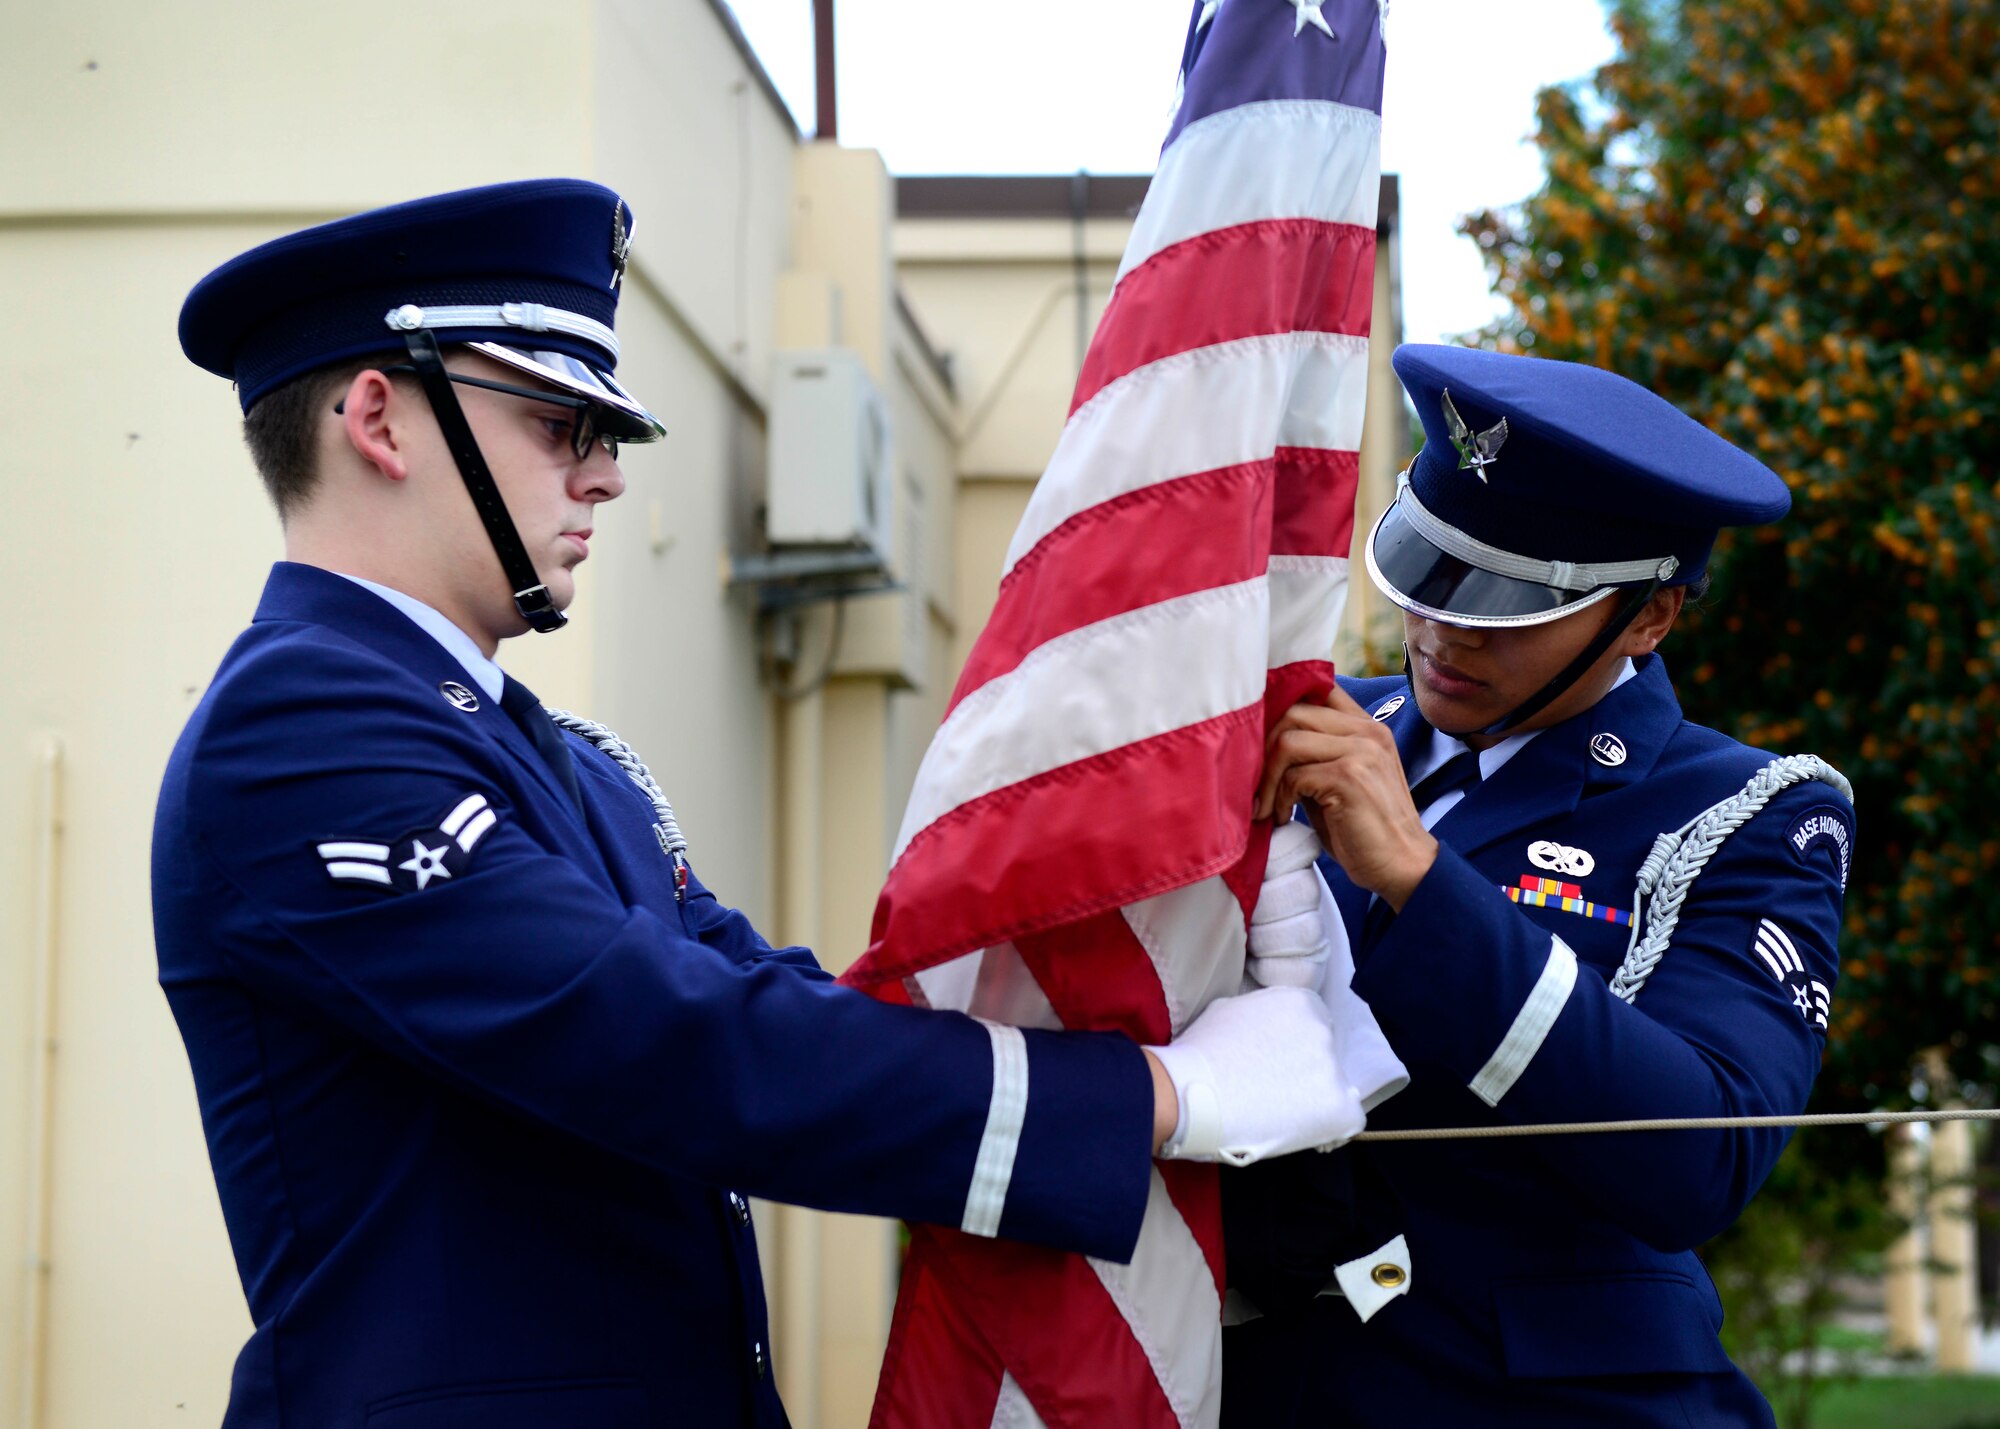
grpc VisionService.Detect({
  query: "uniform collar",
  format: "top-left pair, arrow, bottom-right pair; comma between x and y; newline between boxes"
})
1409,653 -> 1680,858
330,573 -> 504,703
1402,658 -> 1638,791
251,563 -> 586,825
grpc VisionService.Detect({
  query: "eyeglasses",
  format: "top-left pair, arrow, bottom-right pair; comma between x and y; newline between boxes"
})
335,366 -> 620,461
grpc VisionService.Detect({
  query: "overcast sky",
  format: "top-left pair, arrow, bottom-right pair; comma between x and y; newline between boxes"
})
723,0 -> 1616,348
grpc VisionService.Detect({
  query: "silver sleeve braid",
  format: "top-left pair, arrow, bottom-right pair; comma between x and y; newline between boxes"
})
1607,754 -> 1853,1004
542,708 -> 691,885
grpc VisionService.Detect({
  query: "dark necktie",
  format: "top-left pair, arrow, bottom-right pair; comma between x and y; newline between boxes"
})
500,674 -> 584,812
1407,747 -> 1483,817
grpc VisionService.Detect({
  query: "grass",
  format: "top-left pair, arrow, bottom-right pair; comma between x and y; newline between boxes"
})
1802,1376 -> 2000,1429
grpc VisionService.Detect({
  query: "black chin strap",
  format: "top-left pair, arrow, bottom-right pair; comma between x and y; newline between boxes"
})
1479,582 -> 1659,735
402,331 -> 567,634
1403,582 -> 1661,739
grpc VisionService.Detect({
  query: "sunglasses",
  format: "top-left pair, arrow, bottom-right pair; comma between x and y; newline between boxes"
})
335,366 -> 620,461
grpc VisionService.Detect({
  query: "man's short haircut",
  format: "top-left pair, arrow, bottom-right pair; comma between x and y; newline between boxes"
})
241,351 -> 405,520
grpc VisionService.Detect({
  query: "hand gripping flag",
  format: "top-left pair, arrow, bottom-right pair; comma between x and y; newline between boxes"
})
838,3 -> 1387,1424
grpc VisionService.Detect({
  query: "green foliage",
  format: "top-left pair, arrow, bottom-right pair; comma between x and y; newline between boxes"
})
1707,1141 -> 1901,1428
1461,0 -> 2000,1114
1809,1375 -> 2000,1429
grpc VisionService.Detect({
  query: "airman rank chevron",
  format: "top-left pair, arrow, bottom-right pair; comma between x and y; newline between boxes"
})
1753,917 -> 1828,1028
1501,874 -> 1633,926
317,792 -> 500,893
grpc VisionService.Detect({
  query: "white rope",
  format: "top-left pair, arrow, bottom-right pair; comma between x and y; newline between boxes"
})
543,708 -> 691,896
1608,754 -> 1854,1003
1354,1108 -> 2000,1142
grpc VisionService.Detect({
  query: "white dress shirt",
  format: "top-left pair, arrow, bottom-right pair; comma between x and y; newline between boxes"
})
333,573 -> 506,704
1401,657 -> 1638,828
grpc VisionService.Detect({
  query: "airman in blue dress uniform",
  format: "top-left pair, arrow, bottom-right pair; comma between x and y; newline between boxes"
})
154,179 -> 1360,1428
1227,345 -> 1855,1427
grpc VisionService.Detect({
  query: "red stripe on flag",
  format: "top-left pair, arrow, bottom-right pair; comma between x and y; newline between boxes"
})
1272,446 -> 1359,557
848,662 -> 1333,992
1158,1160 -> 1227,1300
1016,911 -> 1173,1046
869,1241 -> 1009,1429
923,1227 -> 1183,1429
1071,219 -> 1376,415
950,462 -> 1276,716
848,705 -> 1265,988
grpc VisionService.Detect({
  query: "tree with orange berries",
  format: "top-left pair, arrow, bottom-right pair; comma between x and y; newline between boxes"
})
1464,0 -> 1999,1122
1465,6 -> 1997,1409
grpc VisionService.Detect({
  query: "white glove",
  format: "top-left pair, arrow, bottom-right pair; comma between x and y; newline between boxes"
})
1146,985 -> 1367,1165
1246,822 -> 1333,992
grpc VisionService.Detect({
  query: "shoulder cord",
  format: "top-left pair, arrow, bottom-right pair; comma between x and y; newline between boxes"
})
1608,754 -> 1854,1004
542,708 -> 692,899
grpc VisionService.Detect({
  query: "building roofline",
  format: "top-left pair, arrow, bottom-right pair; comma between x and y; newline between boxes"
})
897,172 -> 1400,233
702,0 -> 805,141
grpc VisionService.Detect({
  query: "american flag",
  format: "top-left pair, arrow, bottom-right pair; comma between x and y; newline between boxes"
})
840,3 -> 1386,1423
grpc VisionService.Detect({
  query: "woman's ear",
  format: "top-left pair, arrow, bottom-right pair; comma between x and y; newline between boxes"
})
1622,585 -> 1688,657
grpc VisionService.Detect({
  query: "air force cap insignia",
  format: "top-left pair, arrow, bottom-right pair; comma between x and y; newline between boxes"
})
1441,388 -> 1508,483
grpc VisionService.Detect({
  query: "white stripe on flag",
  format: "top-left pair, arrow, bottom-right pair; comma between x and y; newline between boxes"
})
1089,1168 -> 1224,1429
913,944 -> 1066,1029
1470,936 -> 1579,1107
1753,939 -> 1787,981
893,579 -> 1271,862
1123,875 -> 1248,1038
961,1022 -> 1030,1239
989,1372 -> 1048,1429
1118,99 -> 1383,284
1002,333 -> 1370,579
1268,556 -> 1350,667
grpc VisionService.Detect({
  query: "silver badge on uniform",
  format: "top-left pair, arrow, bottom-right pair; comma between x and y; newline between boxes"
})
1372,695 -> 1406,722
1528,840 -> 1595,878
610,204 -> 632,292
1589,732 -> 1628,767
439,680 -> 480,712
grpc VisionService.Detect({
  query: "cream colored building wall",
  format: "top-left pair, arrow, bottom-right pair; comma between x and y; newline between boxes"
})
0,3 -> 946,1427
898,200 -> 1409,687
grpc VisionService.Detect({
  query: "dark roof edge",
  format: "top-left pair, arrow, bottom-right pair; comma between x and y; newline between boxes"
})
899,172 -> 1401,233
896,175 -> 1154,220
701,0 -> 805,142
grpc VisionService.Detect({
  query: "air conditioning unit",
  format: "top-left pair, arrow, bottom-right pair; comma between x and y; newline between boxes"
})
767,348 -> 893,570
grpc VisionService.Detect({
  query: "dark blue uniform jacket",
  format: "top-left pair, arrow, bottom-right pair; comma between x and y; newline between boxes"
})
1223,664 -> 1852,1429
153,563 -> 1154,1428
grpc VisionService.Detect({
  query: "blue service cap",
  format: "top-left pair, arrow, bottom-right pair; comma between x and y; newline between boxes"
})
178,178 -> 664,441
1366,344 -> 1789,628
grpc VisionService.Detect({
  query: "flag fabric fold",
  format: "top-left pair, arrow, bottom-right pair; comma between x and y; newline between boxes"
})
841,3 -> 1387,1424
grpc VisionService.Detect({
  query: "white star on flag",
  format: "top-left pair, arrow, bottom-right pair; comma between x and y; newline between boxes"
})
399,838 -> 453,890
1287,0 -> 1335,39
